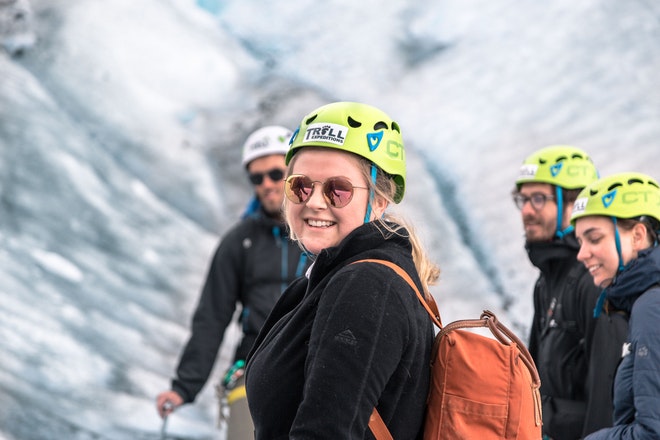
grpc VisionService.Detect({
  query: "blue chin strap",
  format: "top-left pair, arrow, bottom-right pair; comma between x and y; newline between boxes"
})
612,217 -> 626,272
593,216 -> 627,318
363,164 -> 378,224
554,186 -> 574,239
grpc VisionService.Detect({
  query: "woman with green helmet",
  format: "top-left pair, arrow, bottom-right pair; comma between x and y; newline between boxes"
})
571,172 -> 660,439
245,101 -> 439,439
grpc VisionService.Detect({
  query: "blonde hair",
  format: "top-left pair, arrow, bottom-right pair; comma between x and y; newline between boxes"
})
359,159 -> 440,300
285,148 -> 440,299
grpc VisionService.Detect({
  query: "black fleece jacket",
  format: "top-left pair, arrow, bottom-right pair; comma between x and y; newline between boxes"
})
245,222 -> 434,440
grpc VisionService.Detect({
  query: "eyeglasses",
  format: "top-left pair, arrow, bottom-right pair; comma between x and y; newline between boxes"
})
284,174 -> 368,208
512,192 -> 555,211
248,168 -> 285,185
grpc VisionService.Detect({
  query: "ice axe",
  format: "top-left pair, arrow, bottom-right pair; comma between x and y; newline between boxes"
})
161,401 -> 174,440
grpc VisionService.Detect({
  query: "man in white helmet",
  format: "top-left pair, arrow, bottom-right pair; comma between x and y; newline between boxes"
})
156,126 -> 309,438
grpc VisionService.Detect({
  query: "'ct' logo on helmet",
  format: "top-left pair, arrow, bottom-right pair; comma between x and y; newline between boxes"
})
566,164 -> 595,178
621,189 -> 660,205
386,140 -> 404,160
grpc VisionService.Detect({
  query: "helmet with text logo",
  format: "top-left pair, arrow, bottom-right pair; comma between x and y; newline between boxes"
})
241,125 -> 292,168
570,172 -> 660,225
515,145 -> 599,190
286,101 -> 406,203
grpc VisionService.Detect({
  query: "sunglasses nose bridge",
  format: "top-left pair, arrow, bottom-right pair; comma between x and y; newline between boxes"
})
306,180 -> 332,207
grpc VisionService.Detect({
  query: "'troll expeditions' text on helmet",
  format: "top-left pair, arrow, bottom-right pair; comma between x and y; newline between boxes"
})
571,172 -> 660,225
516,145 -> 599,190
286,102 -> 406,203
241,126 -> 292,168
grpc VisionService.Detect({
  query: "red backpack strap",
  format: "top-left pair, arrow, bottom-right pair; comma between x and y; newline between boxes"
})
352,258 -> 442,328
369,409 -> 393,440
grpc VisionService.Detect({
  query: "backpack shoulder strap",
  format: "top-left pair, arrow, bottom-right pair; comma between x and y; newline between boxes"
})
368,410 -> 393,440
351,258 -> 440,440
352,258 -> 442,328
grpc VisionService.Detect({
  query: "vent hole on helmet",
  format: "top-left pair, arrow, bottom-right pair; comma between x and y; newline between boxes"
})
627,177 -> 644,186
305,115 -> 318,125
373,121 -> 388,131
608,182 -> 623,191
347,116 -> 362,128
392,122 -> 400,133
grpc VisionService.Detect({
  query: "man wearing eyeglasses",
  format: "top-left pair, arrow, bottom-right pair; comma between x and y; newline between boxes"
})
513,145 -> 626,439
156,126 -> 309,439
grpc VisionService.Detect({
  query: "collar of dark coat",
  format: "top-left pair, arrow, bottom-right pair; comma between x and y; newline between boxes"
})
607,246 -> 660,313
308,221 -> 413,288
526,232 -> 579,275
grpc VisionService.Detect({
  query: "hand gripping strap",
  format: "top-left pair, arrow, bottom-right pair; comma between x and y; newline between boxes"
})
351,259 -> 441,440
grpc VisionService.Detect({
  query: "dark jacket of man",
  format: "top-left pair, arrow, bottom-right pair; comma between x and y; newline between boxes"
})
527,233 -> 625,439
172,209 -> 309,403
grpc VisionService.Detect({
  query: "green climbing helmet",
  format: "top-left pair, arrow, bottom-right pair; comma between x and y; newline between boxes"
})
515,145 -> 599,190
286,101 -> 406,203
571,172 -> 660,225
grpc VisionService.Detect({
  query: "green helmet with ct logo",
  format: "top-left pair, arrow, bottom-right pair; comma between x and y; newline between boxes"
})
515,145 -> 599,190
571,172 -> 660,225
286,101 -> 406,203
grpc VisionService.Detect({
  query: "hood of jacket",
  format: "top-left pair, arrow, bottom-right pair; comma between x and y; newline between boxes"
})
526,232 -> 580,276
606,246 -> 660,313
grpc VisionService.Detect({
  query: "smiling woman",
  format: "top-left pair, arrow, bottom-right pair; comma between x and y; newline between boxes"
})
244,101 -> 440,439
571,172 -> 660,439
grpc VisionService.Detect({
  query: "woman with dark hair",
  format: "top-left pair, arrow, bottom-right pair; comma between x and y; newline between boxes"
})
572,172 -> 660,439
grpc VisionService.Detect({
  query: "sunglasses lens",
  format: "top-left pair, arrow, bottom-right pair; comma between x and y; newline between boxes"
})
250,169 -> 285,185
249,173 -> 264,185
285,175 -> 313,204
324,178 -> 354,207
267,169 -> 285,182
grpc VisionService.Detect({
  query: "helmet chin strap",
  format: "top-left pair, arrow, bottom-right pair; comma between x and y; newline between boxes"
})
612,217 -> 626,272
554,186 -> 574,239
363,164 -> 377,224
594,216 -> 627,318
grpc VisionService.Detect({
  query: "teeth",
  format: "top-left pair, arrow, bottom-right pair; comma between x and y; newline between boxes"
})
307,219 -> 333,227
